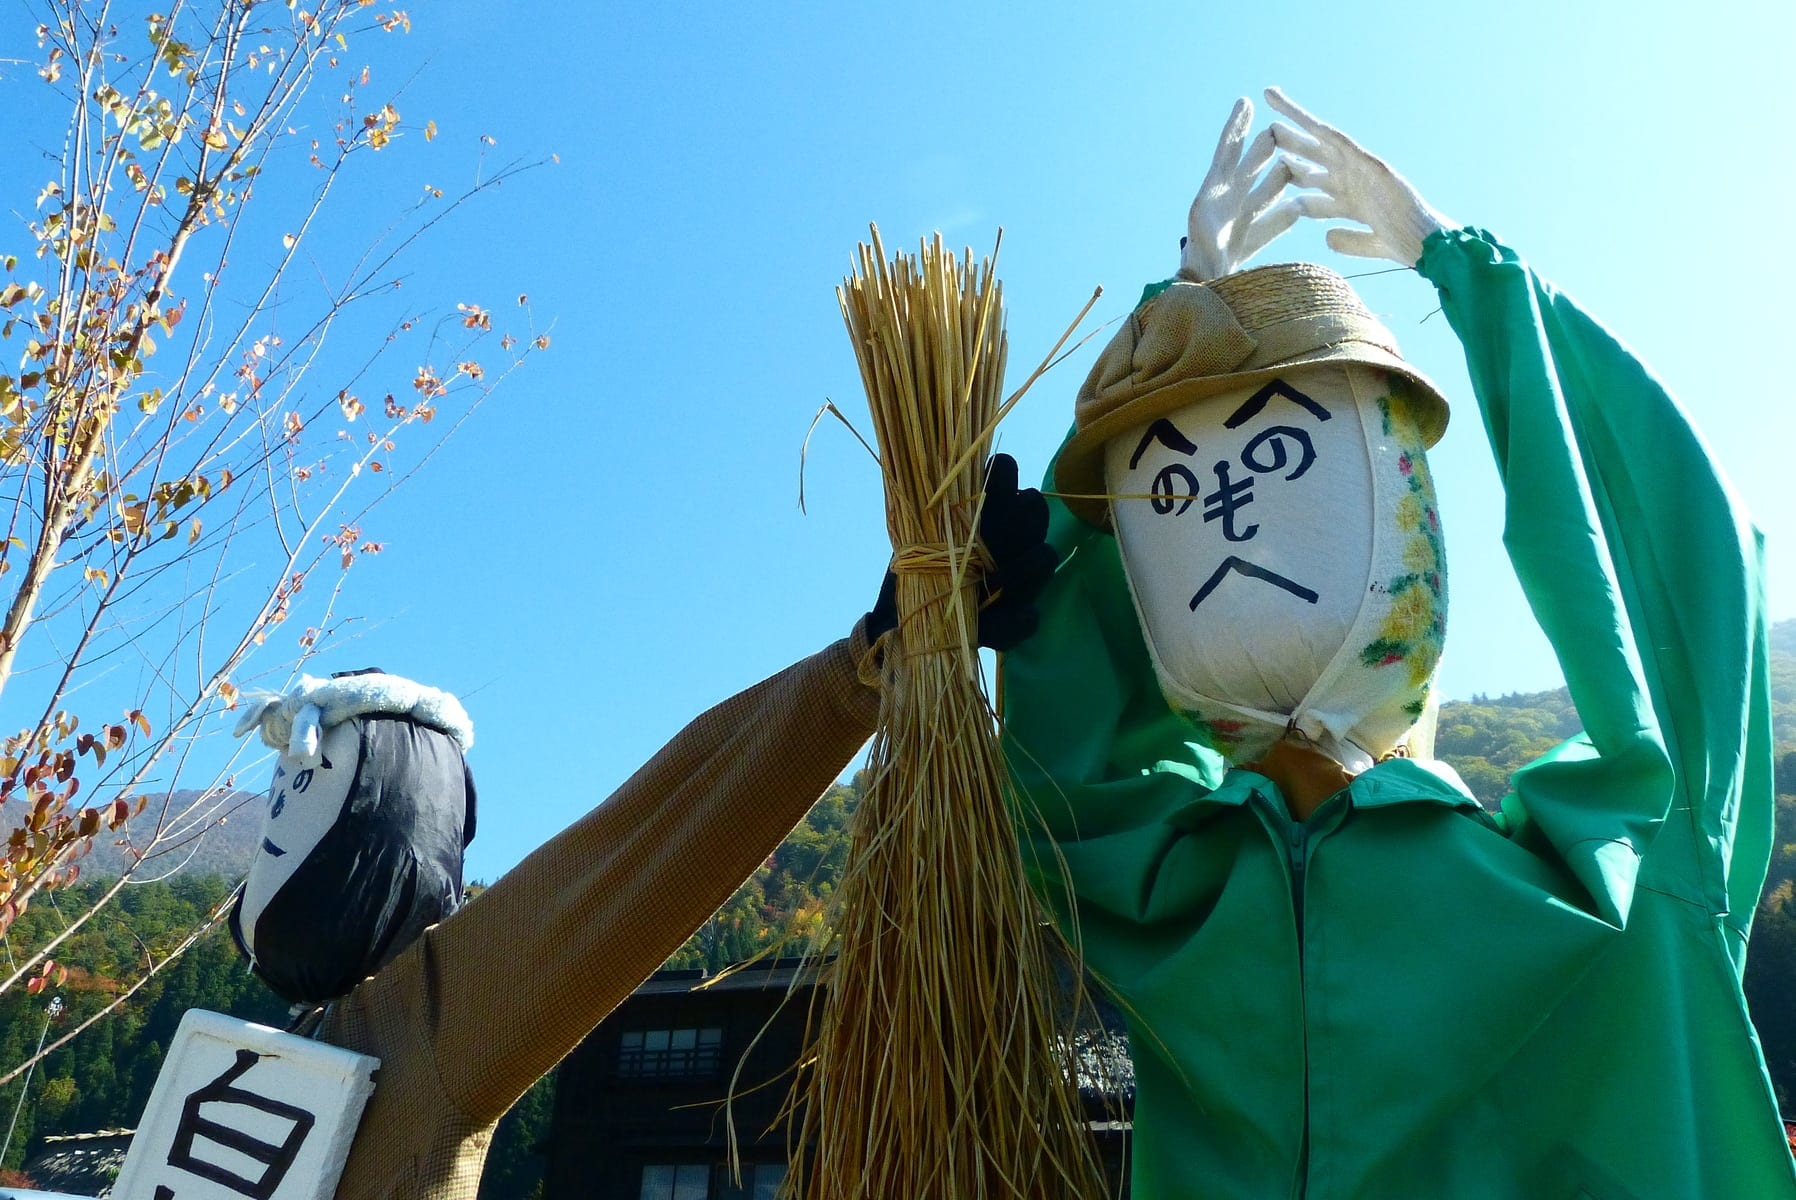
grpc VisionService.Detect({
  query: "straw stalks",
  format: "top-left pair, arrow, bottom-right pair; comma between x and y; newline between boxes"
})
782,228 -> 1106,1199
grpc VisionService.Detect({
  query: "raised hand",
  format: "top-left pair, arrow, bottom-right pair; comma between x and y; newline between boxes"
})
865,453 -> 1055,654
1179,96 -> 1300,281
1264,86 -> 1455,268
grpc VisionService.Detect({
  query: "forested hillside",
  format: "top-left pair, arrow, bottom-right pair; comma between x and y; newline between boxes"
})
0,877 -> 287,1178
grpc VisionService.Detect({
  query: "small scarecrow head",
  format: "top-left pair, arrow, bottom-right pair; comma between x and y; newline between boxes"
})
230,670 -> 477,1007
1055,258 -> 1451,770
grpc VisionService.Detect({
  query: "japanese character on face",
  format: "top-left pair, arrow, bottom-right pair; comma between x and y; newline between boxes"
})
1102,364 -> 1389,718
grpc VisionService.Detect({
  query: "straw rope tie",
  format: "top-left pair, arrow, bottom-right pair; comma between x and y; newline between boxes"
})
891,542 -> 986,576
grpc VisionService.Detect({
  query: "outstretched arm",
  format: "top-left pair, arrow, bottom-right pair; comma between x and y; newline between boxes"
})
423,630 -> 882,1120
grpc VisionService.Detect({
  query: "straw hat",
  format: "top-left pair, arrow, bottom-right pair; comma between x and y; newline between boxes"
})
1055,262 -> 1450,528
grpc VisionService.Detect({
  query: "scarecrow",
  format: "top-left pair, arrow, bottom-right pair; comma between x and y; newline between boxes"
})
224,463 -> 1051,1200
1000,90 -> 1795,1199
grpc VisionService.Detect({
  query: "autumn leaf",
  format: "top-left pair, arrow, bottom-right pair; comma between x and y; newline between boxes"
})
424,119 -> 437,142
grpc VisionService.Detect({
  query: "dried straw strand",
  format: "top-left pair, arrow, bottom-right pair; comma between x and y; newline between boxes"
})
783,228 -> 1107,1200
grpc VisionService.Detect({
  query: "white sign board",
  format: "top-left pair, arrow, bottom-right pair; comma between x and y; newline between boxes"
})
112,1010 -> 378,1200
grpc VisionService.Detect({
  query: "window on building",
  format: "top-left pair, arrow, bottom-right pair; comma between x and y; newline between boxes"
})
617,1026 -> 723,1077
730,1162 -> 786,1199
640,1162 -> 710,1200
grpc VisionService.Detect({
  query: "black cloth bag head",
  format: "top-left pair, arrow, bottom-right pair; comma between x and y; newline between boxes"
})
229,712 -> 476,1005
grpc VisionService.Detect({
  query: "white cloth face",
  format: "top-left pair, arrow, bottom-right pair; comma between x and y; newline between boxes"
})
238,721 -> 362,959
1104,363 -> 1448,764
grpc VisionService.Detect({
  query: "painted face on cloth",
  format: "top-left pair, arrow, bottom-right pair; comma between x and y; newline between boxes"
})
1104,362 -> 1447,767
237,721 -> 360,960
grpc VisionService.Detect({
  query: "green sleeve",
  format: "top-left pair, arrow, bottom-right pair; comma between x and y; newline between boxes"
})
997,444 -> 1239,953
1417,228 -> 1774,946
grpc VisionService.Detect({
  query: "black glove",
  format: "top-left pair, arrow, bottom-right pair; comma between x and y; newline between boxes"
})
865,453 -> 1056,652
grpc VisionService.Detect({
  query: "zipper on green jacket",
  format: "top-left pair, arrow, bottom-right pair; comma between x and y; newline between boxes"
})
1283,792 -> 1348,1200
1288,814 -> 1311,1200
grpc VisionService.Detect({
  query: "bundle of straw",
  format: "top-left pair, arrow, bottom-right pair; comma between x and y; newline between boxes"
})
785,228 -> 1106,1199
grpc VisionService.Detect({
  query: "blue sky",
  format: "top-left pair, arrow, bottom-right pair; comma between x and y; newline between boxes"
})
5,1 -> 1793,879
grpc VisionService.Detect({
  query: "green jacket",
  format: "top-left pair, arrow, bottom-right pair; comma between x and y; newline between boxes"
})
1001,228 -> 1794,1199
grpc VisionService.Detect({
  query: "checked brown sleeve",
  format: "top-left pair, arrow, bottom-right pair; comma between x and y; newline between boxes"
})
320,629 -> 880,1199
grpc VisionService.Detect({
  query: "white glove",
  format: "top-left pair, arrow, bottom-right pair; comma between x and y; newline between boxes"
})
231,671 -> 474,765
1178,96 -> 1300,282
1264,87 -> 1455,268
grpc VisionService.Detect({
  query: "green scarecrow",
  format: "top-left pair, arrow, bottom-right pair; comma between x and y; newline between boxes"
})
1000,90 -> 1795,1199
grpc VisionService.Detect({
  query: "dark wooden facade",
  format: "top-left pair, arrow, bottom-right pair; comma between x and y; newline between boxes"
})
541,959 -> 1133,1199
540,960 -> 814,1199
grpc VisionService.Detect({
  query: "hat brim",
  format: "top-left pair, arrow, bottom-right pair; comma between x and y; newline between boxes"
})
1054,342 -> 1450,529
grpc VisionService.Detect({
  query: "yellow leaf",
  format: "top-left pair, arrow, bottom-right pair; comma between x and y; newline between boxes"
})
282,233 -> 296,250
424,119 -> 437,142
203,127 -> 228,150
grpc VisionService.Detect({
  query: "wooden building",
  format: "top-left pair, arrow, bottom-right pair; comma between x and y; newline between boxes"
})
540,958 -> 1134,1199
